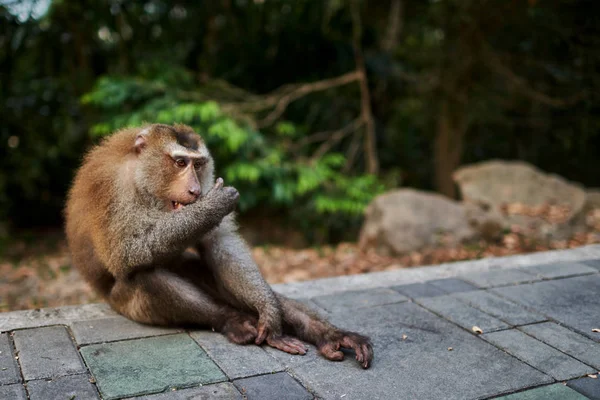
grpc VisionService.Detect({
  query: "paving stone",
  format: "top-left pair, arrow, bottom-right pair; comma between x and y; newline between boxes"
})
460,269 -> 538,288
80,333 -> 226,400
392,282 -> 447,298
417,295 -> 510,333
0,303 -> 117,332
190,331 -> 284,379
494,384 -> 589,400
27,374 -> 99,400
483,329 -> 595,380
0,383 -> 27,400
426,278 -> 478,294
567,376 -> 600,400
518,262 -> 597,279
70,316 -> 180,345
580,258 -> 600,271
520,322 -> 600,369
311,288 -> 407,313
233,372 -> 312,400
123,382 -> 243,400
492,275 -> 600,342
452,290 -> 546,326
0,333 -> 21,385
266,302 -> 551,400
13,326 -> 86,380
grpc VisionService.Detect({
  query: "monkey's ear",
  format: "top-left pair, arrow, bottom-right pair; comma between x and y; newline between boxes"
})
134,128 -> 150,154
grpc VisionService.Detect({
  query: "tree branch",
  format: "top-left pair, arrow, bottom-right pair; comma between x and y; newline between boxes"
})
311,118 -> 364,161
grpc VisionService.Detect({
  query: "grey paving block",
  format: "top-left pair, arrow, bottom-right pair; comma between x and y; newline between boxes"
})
460,269 -> 538,288
123,382 -> 243,400
567,376 -> 600,400
452,290 -> 546,326
27,374 -> 99,400
494,384 -> 589,400
580,258 -> 600,271
190,331 -> 284,379
392,282 -> 447,298
0,333 -> 21,385
483,329 -> 595,380
311,288 -> 407,313
70,316 -> 180,345
266,302 -> 551,400
0,383 -> 27,400
233,372 -> 312,400
518,262 -> 597,279
13,326 -> 86,380
520,322 -> 600,369
492,275 -> 600,342
417,295 -> 510,333
80,333 -> 226,400
426,278 -> 478,294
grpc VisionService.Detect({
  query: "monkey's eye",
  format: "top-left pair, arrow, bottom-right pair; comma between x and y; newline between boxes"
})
175,159 -> 187,168
194,158 -> 208,169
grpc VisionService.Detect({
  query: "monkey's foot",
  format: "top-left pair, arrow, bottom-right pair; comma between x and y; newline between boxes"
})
317,331 -> 374,369
265,334 -> 308,355
221,313 -> 258,344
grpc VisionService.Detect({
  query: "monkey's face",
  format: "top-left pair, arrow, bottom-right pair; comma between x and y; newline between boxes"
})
133,124 -> 215,211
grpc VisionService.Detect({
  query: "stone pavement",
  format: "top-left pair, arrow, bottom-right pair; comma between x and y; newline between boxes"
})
1,245 -> 600,399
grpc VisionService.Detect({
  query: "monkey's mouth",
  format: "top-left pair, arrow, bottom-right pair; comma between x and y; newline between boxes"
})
172,201 -> 186,210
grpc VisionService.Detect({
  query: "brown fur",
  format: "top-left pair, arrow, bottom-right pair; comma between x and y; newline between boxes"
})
65,123 -> 373,368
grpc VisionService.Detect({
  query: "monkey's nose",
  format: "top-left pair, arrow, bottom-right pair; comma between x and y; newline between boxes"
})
188,186 -> 201,198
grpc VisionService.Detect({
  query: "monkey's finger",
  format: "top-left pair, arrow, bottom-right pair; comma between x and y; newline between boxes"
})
318,343 -> 344,361
360,343 -> 374,369
243,320 -> 258,336
267,337 -> 305,355
255,325 -> 268,345
213,177 -> 224,190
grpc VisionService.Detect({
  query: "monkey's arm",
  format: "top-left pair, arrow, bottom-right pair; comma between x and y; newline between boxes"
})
108,181 -> 239,278
199,215 -> 284,339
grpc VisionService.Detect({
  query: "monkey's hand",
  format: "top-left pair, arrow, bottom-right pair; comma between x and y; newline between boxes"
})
255,315 -> 308,355
202,177 -> 240,217
317,331 -> 373,369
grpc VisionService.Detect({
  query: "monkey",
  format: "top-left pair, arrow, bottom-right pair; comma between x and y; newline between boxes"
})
65,123 -> 373,368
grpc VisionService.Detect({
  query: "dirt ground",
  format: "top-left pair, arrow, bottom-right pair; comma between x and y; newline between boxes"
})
1,226 -> 599,312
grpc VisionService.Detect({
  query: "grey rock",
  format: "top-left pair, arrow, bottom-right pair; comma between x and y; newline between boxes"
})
358,189 -> 496,255
0,383 -> 27,400
392,282 -> 447,298
417,295 -> 509,333
233,372 -> 312,400
124,383 -> 243,400
567,377 -> 600,400
312,288 -> 407,313
190,331 -> 284,379
13,326 -> 86,380
494,384 -> 589,400
70,316 -> 180,345
483,329 -> 594,380
518,261 -> 597,279
452,290 -> 546,326
0,333 -> 21,385
492,275 -> 600,341
0,303 -> 117,332
460,268 -> 538,288
453,160 -> 587,238
520,322 -> 600,369
27,374 -> 99,400
266,302 -> 550,400
427,278 -> 478,294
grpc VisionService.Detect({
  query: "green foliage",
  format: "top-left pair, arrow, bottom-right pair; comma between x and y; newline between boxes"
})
82,71 -> 386,221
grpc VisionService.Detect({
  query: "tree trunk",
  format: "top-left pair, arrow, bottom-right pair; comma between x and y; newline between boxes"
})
434,99 -> 467,199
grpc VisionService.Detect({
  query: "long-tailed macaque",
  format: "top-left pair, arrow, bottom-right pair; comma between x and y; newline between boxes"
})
65,123 -> 373,368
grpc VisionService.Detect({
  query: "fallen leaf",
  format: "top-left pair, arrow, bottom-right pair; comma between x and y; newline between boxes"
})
402,334 -> 408,340
587,374 -> 597,379
448,347 -> 453,351
472,326 -> 483,334
592,328 -> 600,333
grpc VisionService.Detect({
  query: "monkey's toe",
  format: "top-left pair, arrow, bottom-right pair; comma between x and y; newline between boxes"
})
265,335 -> 308,355
318,342 -> 344,361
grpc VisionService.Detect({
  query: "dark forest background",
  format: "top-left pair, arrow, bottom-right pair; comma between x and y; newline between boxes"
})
1,0 -> 599,247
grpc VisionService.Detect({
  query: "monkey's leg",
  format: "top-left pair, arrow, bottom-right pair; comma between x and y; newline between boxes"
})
197,217 -> 307,355
277,294 -> 374,369
109,269 -> 258,344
